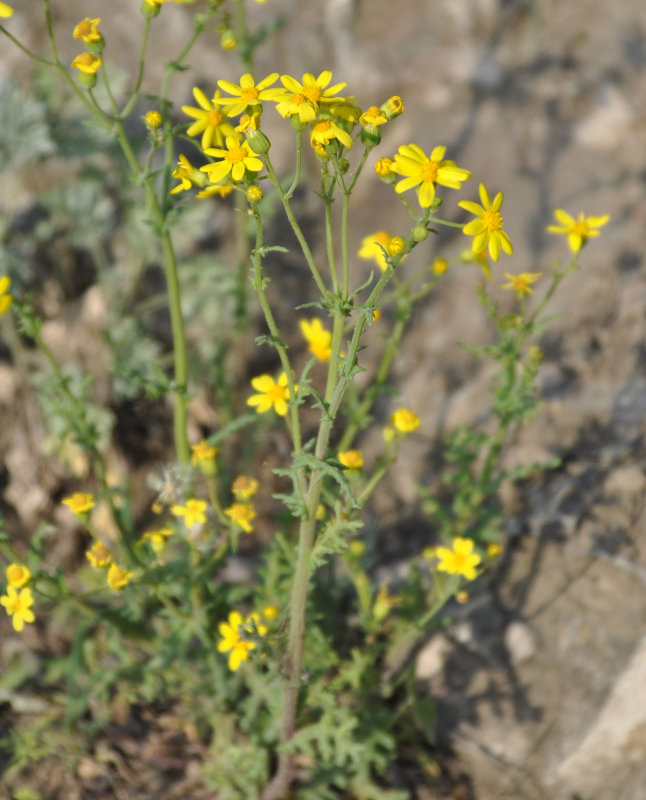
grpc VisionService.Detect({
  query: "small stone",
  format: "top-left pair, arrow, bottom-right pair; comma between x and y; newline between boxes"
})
505,620 -> 536,664
415,634 -> 452,680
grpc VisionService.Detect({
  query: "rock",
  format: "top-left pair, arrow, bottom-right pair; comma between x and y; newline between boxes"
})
604,466 -> 646,498
415,634 -> 452,680
551,634 -> 646,795
504,620 -> 536,665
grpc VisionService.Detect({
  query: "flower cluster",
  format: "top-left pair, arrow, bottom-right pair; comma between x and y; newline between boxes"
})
225,475 -> 259,533
175,69 -> 403,198
218,607 -> 276,671
1,563 -> 34,632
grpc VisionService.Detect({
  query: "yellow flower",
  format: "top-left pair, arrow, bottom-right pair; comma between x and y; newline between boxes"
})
546,209 -> 610,252
73,18 -> 102,43
263,604 -> 278,620
139,527 -> 173,555
456,590 -> 469,604
310,119 -> 353,151
225,502 -> 256,533
359,106 -> 388,128
1,586 -> 35,632
107,563 -> 134,590
62,492 -> 95,519
232,476 -> 259,501
201,134 -> 263,184
71,52 -> 102,75
338,450 -> 363,470
0,3 -> 13,18
392,144 -> 471,208
218,610 -> 256,671
170,154 -> 209,195
436,537 -> 481,581
374,157 -> 393,178
0,276 -> 12,314
487,542 -> 503,559
86,541 -> 113,568
458,183 -> 513,262
300,318 -> 332,361
501,272 -> 542,297
171,499 -> 207,527
247,372 -> 290,416
390,408 -> 420,434
6,564 -> 31,589
276,71 -> 347,122
214,73 -> 282,117
432,257 -> 448,276
191,440 -> 218,475
358,231 -> 392,272
182,88 -> 236,150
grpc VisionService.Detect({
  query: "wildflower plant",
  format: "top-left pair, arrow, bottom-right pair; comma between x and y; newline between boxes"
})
0,2 -> 609,798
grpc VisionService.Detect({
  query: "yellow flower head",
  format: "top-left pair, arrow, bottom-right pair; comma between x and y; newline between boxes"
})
247,185 -> 264,204
73,18 -> 102,44
390,408 -> 420,434
191,440 -> 218,474
139,527 -> 173,555
546,209 -> 610,253
6,564 -> 31,589
1,586 -> 35,632
247,371 -> 291,416
338,450 -> 363,470
310,119 -> 353,152
0,3 -> 14,18
86,541 -> 113,568
359,106 -> 388,128
501,272 -> 542,298
435,537 -> 481,581
263,604 -> 279,620
145,110 -> 163,129
232,475 -> 259,501
0,276 -> 12,314
62,492 -> 95,519
487,542 -> 503,559
71,52 -> 102,75
182,88 -> 236,150
299,318 -> 332,361
107,563 -> 134,590
202,134 -> 263,184
170,154 -> 209,194
374,157 -> 393,178
218,610 -> 256,671
171,498 -> 208,527
458,183 -> 513,262
214,72 -> 282,117
380,95 -> 404,120
393,144 -> 471,208
225,502 -> 256,533
432,257 -> 449,276
358,231 -> 392,272
276,70 -> 347,123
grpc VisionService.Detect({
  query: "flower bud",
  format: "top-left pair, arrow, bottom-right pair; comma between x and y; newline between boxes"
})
379,95 -> 404,121
432,257 -> 448,276
388,236 -> 406,256
141,0 -> 161,18
145,110 -> 163,129
246,185 -> 264,204
412,225 -> 428,242
245,128 -> 271,155
220,30 -> 238,50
